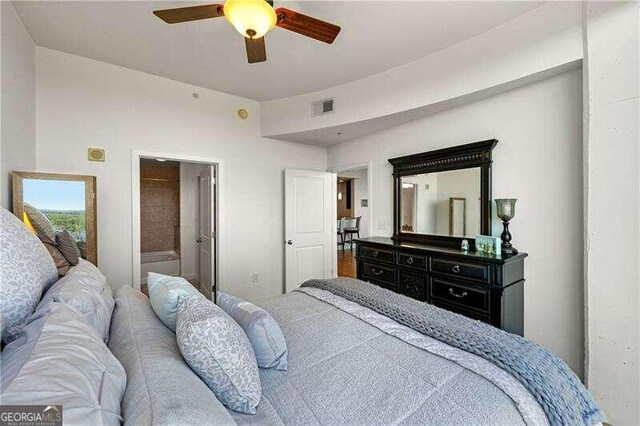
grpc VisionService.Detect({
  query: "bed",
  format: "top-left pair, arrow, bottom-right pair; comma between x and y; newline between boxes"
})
0,200 -> 601,425
232,289 -> 538,425
226,279 -> 602,426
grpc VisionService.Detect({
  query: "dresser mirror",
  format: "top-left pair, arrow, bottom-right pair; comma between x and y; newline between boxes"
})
400,168 -> 481,238
390,139 -> 497,248
12,171 -> 97,265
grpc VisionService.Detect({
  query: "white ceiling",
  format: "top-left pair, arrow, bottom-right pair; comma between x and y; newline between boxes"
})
13,1 -> 543,101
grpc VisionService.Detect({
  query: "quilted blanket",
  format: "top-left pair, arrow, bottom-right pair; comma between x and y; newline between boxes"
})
300,278 -> 604,426
232,290 -> 546,425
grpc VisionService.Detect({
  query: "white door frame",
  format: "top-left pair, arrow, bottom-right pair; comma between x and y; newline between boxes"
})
131,150 -> 223,291
328,161 -> 374,238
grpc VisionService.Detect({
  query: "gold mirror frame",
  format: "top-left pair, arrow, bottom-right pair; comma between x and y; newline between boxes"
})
12,171 -> 98,265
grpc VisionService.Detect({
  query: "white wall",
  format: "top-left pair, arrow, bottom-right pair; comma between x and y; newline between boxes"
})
583,3 -> 640,424
179,162 -> 207,282
261,2 -> 581,143
328,69 -> 585,376
1,1 -> 35,208
35,47 -> 327,301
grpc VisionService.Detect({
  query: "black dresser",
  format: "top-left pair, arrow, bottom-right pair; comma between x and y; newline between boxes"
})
355,237 -> 527,335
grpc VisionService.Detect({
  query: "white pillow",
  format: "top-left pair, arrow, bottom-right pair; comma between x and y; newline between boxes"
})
147,273 -> 202,331
1,303 -> 126,425
37,260 -> 114,341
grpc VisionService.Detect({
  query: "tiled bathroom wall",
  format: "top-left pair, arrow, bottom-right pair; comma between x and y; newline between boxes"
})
140,160 -> 180,253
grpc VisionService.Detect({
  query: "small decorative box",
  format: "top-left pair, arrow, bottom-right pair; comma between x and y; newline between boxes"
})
475,235 -> 502,255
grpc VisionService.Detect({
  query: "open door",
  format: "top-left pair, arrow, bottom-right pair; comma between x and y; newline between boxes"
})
284,169 -> 335,293
198,165 -> 215,301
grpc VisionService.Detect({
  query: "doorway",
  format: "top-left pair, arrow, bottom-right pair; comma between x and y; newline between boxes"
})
330,162 -> 373,279
132,151 -> 221,301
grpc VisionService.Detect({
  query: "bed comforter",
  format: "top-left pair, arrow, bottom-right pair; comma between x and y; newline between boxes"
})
230,283 -> 574,425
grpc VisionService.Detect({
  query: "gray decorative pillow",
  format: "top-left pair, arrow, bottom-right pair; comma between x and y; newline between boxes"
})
56,230 -> 80,265
217,292 -> 288,370
0,207 -> 57,342
43,242 -> 70,277
1,303 -> 126,425
23,203 -> 56,244
176,295 -> 261,414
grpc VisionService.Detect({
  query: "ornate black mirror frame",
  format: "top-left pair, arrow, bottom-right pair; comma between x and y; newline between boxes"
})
389,139 -> 498,248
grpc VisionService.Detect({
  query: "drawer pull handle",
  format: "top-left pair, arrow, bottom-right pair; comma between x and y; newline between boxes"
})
448,288 -> 468,298
407,257 -> 414,265
452,265 -> 461,273
371,268 -> 384,276
373,251 -> 379,258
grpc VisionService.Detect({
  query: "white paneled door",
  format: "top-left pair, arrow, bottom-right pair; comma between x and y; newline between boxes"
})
284,169 -> 336,293
198,165 -> 215,300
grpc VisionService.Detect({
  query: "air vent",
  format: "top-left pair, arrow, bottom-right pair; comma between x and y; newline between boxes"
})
311,98 -> 335,117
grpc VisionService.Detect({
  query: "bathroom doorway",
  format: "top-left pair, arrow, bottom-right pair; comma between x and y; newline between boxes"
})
132,152 -> 221,301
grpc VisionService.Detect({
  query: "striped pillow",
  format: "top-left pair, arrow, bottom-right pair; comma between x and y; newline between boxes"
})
56,230 -> 80,265
43,243 -> 70,277
23,203 -> 56,245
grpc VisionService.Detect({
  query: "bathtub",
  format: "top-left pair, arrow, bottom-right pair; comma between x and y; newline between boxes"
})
141,250 -> 180,284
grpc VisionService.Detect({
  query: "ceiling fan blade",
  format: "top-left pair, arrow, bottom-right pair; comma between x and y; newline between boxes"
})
245,37 -> 267,64
275,7 -> 341,44
153,4 -> 224,24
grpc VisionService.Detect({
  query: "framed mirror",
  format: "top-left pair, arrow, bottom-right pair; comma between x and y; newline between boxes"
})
12,171 -> 98,265
389,139 -> 497,248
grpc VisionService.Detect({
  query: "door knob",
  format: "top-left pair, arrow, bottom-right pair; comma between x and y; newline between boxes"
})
286,240 -> 293,245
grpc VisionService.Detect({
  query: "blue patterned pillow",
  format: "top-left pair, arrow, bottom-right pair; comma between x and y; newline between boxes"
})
217,292 -> 288,370
0,207 -> 57,342
176,295 -> 261,414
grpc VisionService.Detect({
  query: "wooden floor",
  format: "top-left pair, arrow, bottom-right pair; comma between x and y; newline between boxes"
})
337,249 -> 357,278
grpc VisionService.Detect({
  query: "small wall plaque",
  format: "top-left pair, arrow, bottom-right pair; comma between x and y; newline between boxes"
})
88,148 -> 105,162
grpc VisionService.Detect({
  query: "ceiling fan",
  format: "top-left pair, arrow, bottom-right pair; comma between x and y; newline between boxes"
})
153,0 -> 341,64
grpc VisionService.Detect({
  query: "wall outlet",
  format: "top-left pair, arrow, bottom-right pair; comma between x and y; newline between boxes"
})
252,273 -> 259,284
378,220 -> 387,230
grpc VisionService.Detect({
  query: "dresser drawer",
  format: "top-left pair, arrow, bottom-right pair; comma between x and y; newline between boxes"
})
397,252 -> 427,269
432,299 -> 491,324
361,262 -> 395,288
359,246 -> 394,264
430,258 -> 490,283
430,279 -> 489,312
398,268 -> 427,301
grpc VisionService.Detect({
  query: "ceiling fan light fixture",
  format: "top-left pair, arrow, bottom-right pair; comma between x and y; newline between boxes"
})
224,0 -> 277,39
